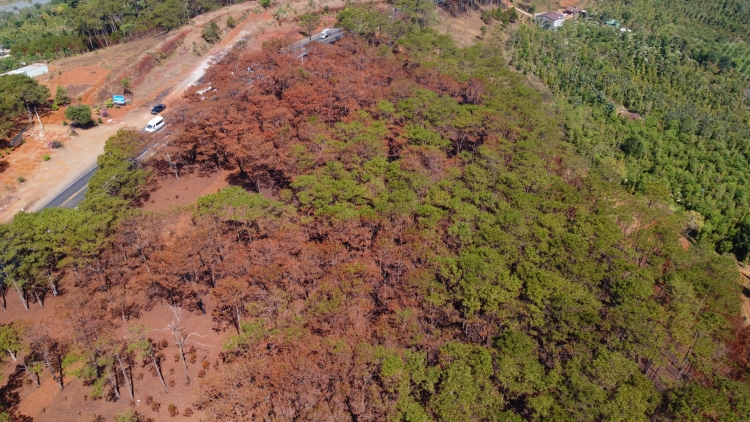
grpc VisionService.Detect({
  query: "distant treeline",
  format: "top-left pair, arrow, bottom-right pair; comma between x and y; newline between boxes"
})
506,0 -> 750,257
0,0 -> 249,61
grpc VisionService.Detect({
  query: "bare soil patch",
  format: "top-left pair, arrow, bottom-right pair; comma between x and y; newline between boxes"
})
142,167 -> 230,213
435,8 -> 486,47
0,285 -> 229,421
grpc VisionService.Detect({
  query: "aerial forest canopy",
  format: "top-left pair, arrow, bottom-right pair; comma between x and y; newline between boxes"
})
0,3 -> 748,421
2,16 -> 749,420
507,0 -> 750,258
0,0 -> 244,62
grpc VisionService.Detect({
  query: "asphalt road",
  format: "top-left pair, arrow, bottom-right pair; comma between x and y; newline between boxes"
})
42,165 -> 97,209
41,29 -> 343,211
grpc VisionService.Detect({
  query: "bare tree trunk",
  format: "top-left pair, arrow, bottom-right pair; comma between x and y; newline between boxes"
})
152,355 -> 169,393
106,365 -> 121,399
177,342 -> 190,382
21,357 -> 40,387
166,153 -> 179,180
42,352 -> 63,391
116,354 -> 134,400
234,306 -> 242,334
46,271 -> 58,296
10,279 -> 29,311
33,290 -> 43,308
7,349 -> 16,361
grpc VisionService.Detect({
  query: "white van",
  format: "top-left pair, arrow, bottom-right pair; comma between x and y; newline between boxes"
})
145,116 -> 165,133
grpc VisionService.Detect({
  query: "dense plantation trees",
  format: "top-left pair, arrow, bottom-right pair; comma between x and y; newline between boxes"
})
507,16 -> 750,254
0,0 -> 243,63
0,6 -> 748,421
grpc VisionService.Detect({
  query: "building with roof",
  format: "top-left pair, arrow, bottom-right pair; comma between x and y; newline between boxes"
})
1,63 -> 48,78
535,12 -> 565,30
605,19 -> 621,28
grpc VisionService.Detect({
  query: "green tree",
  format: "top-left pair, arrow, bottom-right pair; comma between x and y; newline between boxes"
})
226,15 -> 236,29
621,135 -> 645,158
54,85 -> 69,106
115,409 -> 144,422
121,78 -> 131,94
64,104 -> 92,127
201,21 -> 221,44
298,13 -> 321,40
0,74 -> 50,139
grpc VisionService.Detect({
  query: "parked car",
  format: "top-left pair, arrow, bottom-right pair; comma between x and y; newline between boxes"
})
151,104 -> 166,114
145,116 -> 165,133
320,28 -> 332,39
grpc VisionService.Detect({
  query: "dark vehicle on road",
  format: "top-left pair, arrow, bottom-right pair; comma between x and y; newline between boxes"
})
151,104 -> 166,114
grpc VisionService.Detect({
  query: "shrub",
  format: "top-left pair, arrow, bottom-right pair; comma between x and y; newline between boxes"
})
105,98 -> 114,108
115,409 -> 143,422
167,404 -> 178,417
48,140 -> 63,149
151,402 -> 161,412
226,15 -> 237,28
62,120 -> 68,126
43,155 -> 50,161
183,408 -> 193,417
64,104 -> 92,127
121,78 -> 131,94
202,21 -> 221,44
51,102 -> 58,111
54,85 -> 69,106
260,0 -> 271,7
201,360 -> 210,369
97,117 -> 103,124
198,369 -> 206,378
17,176 -> 25,183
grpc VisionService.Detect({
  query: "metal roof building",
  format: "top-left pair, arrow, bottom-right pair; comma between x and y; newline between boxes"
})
1,63 -> 48,78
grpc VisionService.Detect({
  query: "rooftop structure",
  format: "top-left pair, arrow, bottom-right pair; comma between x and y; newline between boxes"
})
1,63 -> 48,78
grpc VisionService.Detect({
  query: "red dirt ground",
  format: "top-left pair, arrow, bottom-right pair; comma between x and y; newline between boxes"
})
142,168 -> 230,213
0,282 -> 232,422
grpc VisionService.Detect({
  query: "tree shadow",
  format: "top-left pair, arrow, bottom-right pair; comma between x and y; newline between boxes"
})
225,171 -> 258,193
0,160 -> 9,174
0,367 -> 34,421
